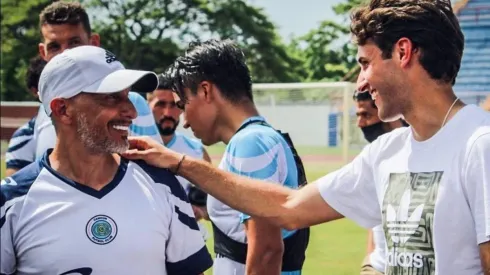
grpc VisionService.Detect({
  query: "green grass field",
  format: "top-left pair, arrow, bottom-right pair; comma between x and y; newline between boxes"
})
0,142 -> 367,274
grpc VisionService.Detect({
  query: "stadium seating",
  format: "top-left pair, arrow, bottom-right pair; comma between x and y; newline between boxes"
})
454,0 -> 490,103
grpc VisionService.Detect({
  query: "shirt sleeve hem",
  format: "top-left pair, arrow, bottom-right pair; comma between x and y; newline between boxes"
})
319,185 -> 378,229
477,233 -> 490,245
166,245 -> 213,275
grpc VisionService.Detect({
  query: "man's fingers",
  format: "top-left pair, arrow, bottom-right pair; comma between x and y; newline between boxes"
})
122,149 -> 147,159
127,136 -> 149,150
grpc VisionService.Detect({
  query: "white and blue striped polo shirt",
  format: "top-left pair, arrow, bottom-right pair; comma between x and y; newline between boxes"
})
5,117 -> 37,170
0,150 -> 212,274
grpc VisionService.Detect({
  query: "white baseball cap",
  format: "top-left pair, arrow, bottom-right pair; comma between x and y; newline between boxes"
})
38,45 -> 159,115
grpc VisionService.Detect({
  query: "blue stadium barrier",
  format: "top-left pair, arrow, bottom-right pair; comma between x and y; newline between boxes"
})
328,113 -> 338,147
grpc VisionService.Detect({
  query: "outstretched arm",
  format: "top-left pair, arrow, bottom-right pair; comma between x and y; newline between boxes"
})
481,242 -> 490,275
177,156 -> 343,230
123,136 -> 380,230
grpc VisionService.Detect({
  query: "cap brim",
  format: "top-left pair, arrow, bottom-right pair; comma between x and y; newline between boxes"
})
83,69 -> 159,95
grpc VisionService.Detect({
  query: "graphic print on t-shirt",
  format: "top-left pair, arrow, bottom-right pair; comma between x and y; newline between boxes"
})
383,172 -> 442,275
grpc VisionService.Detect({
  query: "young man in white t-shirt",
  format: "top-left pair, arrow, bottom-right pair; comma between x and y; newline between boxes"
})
122,0 -> 490,273
5,56 -> 46,177
354,74 -> 407,275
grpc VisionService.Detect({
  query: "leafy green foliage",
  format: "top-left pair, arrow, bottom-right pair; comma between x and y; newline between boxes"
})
1,0 -> 52,101
1,0 -> 363,101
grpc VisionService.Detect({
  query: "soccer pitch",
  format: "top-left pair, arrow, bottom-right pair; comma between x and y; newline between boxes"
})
0,143 -> 367,274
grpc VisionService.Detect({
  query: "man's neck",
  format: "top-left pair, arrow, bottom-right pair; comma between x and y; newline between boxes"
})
404,82 -> 465,141
162,134 -> 175,146
49,136 -> 121,191
218,101 -> 260,144
385,120 -> 405,132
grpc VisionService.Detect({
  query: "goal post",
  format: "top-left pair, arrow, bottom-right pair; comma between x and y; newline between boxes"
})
252,81 -> 358,164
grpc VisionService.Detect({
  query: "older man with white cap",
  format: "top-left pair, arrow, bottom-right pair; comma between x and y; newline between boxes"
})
0,45 -> 212,275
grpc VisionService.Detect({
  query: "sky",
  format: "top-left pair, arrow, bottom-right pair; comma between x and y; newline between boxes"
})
252,0 -> 462,42
250,0 -> 346,42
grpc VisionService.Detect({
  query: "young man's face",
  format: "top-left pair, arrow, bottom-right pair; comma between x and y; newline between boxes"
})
39,23 -> 100,62
149,89 -> 182,136
174,83 -> 219,146
357,40 -> 407,122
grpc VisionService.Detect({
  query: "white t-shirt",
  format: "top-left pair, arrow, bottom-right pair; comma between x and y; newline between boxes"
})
0,151 -> 212,275
318,105 -> 490,274
370,224 -> 387,272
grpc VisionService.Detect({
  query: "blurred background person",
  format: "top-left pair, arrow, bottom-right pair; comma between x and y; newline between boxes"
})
4,56 -> 46,177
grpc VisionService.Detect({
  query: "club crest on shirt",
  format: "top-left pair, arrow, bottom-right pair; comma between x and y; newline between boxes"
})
85,215 -> 118,245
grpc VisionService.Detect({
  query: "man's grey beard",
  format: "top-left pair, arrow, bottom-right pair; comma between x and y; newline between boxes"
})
76,113 -> 129,154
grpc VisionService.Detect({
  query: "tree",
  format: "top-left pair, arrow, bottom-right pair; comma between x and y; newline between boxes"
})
333,0 -> 366,16
286,0 -> 366,82
84,0 -> 305,82
203,0 -> 306,82
1,0 -> 53,101
1,0 -> 304,101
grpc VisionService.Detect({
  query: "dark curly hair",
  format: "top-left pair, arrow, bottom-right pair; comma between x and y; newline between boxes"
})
25,56 -> 47,91
39,1 -> 91,35
158,64 -> 177,91
350,0 -> 464,85
173,39 -> 253,104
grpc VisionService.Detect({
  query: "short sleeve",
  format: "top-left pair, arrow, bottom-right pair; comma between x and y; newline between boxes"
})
130,160 -> 212,274
225,129 -> 284,223
316,143 -> 381,228
128,92 -> 164,144
164,179 -> 213,274
463,131 -> 490,245
5,119 -> 36,170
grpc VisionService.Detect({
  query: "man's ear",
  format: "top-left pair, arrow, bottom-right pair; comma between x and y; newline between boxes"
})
199,81 -> 215,103
39,43 -> 47,61
90,33 -> 100,47
50,98 -> 75,125
395,37 -> 416,69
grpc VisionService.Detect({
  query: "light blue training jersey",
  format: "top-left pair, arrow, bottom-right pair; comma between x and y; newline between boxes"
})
128,92 -> 163,143
166,132 -> 205,194
207,115 -> 302,275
